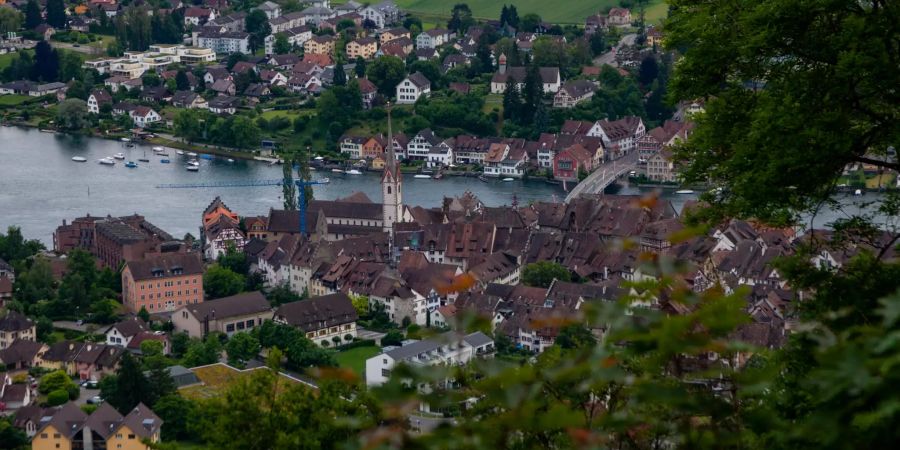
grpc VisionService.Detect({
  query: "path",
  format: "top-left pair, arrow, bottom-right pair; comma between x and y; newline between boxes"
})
594,33 -> 638,67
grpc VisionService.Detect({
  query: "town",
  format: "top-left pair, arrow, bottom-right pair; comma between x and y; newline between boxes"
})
0,1 -> 898,449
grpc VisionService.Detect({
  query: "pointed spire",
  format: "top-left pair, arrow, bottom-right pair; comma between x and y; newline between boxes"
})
385,101 -> 396,173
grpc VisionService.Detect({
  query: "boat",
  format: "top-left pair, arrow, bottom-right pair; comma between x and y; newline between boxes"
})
120,138 -> 131,143
124,161 -> 137,168
71,156 -> 87,162
318,178 -> 330,184
227,158 -> 235,163
98,157 -> 115,165
176,150 -> 185,155
188,160 -> 200,167
347,169 -> 362,175
186,165 -> 199,172
187,152 -> 198,157
414,174 -> 431,179
152,146 -> 164,152
314,156 -> 324,160
433,172 -> 443,180
854,189 -> 863,196
138,158 -> 150,163
331,168 -> 344,173
126,143 -> 135,148
478,175 -> 488,183
675,189 -> 695,195
113,153 -> 125,160
201,154 -> 214,160
160,159 -> 170,164
502,178 -> 514,182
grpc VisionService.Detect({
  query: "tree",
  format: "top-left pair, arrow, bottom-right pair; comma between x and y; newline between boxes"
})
175,69 -> 191,91
174,109 -> 202,144
230,115 -> 261,149
273,33 -> 291,54
637,54 -> 659,86
217,245 -> 250,276
266,282 -> 302,306
245,9 -> 271,54
281,159 -> 297,210
447,3 -> 475,34
502,78 -> 521,122
349,294 -> 368,316
56,99 -> 88,131
0,6 -> 23,34
555,324 -> 596,349
520,13 -> 542,33
332,61 -> 347,86
65,80 -> 87,100
169,332 -> 190,358
381,329 -> 403,347
46,389 -> 69,406
137,306 -> 151,323
589,32 -> 607,56
226,332 -> 260,368
366,55 -> 406,97
354,56 -> 366,78
24,0 -> 41,30
0,416 -> 29,450
31,40 -> 59,82
0,226 -> 44,264
521,261 -> 571,288
666,0 -> 900,224
45,0 -> 66,29
107,352 -> 149,411
153,395 -> 195,442
500,4 -> 519,29
183,334 -> 223,367
39,370 -> 77,395
142,71 -> 161,87
203,265 -> 245,299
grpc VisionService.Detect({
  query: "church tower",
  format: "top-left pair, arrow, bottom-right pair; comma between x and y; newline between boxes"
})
382,103 -> 403,234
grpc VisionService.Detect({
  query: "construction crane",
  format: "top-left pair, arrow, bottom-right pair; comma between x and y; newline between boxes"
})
155,178 -> 328,235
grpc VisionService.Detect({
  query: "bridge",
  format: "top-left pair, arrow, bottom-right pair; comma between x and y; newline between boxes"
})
564,151 -> 640,203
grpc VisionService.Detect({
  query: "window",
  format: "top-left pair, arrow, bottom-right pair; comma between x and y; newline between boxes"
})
226,324 -> 235,332
237,322 -> 245,330
40,433 -> 48,438
129,434 -> 135,439
246,319 -> 255,328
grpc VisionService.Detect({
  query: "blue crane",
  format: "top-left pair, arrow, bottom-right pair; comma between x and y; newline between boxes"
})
155,178 -> 329,235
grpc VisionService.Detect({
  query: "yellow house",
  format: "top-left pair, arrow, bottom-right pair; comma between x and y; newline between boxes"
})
380,27 -> 410,44
346,37 -> 378,60
304,35 -> 336,56
32,402 -> 163,450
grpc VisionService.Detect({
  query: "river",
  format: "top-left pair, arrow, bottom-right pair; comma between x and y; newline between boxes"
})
0,127 -> 885,245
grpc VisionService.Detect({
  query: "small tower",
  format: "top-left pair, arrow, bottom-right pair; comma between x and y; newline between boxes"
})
382,102 -> 403,234
498,53 -> 507,74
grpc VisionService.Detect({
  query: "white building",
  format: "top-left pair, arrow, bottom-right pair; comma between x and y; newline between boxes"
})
339,136 -> 366,158
264,25 -> 312,54
415,28 -> 451,49
362,0 -> 401,29
256,1 -> 282,20
365,332 -> 494,386
406,128 -> 441,161
395,71 -> 431,104
197,31 -> 251,54
130,106 -> 161,128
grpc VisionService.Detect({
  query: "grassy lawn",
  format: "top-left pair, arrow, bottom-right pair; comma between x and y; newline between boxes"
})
335,346 -> 381,376
0,95 -> 32,106
0,50 -> 31,70
179,363 -> 304,400
260,109 -> 315,120
866,173 -> 896,189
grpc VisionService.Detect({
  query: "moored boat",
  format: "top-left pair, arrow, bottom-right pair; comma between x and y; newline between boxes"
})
187,152 -> 198,157
675,189 -> 695,195
98,157 -> 115,165
138,158 -> 150,162
113,153 -> 125,160
71,156 -> 87,162
176,150 -> 185,155
186,165 -> 199,172
125,161 -> 137,168
331,168 -> 344,173
502,178 -> 514,182
160,159 -> 170,164
413,174 -> 431,179
347,169 -> 362,175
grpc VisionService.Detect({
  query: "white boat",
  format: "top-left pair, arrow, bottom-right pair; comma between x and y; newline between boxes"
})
187,160 -> 200,167
113,153 -> 125,160
502,178 -> 515,182
347,169 -> 362,175
314,156 -> 324,160
98,157 -> 115,165
176,150 -> 185,155
152,146 -> 165,152
227,158 -> 235,163
318,178 -> 330,184
187,152 -> 198,157
675,189 -> 695,194
186,165 -> 199,172
120,137 -> 131,143
854,189 -> 863,196
331,168 -> 344,173
413,174 -> 431,179
72,156 -> 87,162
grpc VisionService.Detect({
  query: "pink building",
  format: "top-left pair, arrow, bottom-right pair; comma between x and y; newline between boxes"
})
122,253 -> 204,313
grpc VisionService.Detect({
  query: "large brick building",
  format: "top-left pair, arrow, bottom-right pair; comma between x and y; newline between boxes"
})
121,253 -> 204,314
54,214 -> 184,269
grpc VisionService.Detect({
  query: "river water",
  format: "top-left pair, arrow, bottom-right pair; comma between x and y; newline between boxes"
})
0,127 -> 886,245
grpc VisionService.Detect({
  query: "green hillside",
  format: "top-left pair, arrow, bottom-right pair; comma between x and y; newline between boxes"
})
392,0 -> 667,25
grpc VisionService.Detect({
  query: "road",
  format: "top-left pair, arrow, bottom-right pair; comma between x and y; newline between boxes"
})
594,33 -> 638,67
565,151 -> 640,202
49,40 -> 105,57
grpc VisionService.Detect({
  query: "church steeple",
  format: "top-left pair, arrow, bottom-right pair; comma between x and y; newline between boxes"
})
382,102 -> 403,233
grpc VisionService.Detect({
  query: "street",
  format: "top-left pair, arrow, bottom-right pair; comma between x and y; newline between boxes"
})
594,33 -> 638,67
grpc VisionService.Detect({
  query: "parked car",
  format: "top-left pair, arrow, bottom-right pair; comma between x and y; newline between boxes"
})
87,395 -> 104,404
82,380 -> 99,389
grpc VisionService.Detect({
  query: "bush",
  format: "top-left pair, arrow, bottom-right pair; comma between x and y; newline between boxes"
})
46,389 -> 69,406
335,339 -> 376,351
81,404 -> 98,414
67,384 -> 80,400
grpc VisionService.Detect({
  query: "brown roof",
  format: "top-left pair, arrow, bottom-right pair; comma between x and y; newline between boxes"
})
274,293 -> 358,332
125,253 -> 203,281
37,402 -> 88,438
107,317 -> 148,338
83,403 -> 124,439
183,291 -> 271,321
0,310 -> 33,331
118,403 -> 162,439
0,339 -> 45,366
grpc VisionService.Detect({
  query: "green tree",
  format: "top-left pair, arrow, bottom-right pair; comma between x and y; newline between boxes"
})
0,226 -> 44,263
266,282 -> 301,307
332,61 -> 347,86
31,40 -> 59,82
46,389 -> 69,406
447,3 -> 475,34
203,265 -> 245,299
169,332 -> 190,358
153,394 -> 196,441
666,0 -> 900,224
555,324 -> 596,349
137,306 -> 151,323
24,0 -> 41,30
174,109 -> 202,144
521,261 -> 571,288
56,99 -> 88,131
39,370 -> 77,395
225,332 -> 260,368
245,9 -> 271,54
217,244 -> 249,275
45,0 -> 65,29
366,55 -> 406,97
175,69 -> 191,91
230,115 -> 261,149
349,294 -> 368,316
273,33 -> 292,54
107,352 -> 149,411
0,6 -> 23,34
0,415 -> 29,449
637,54 -> 659,86
354,56 -> 366,78
183,334 -> 223,367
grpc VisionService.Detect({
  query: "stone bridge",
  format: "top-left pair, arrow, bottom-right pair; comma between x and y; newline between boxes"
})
564,151 -> 640,202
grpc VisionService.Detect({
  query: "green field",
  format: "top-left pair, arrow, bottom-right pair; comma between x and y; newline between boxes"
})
335,345 -> 381,376
0,95 -> 32,106
392,0 -> 666,25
